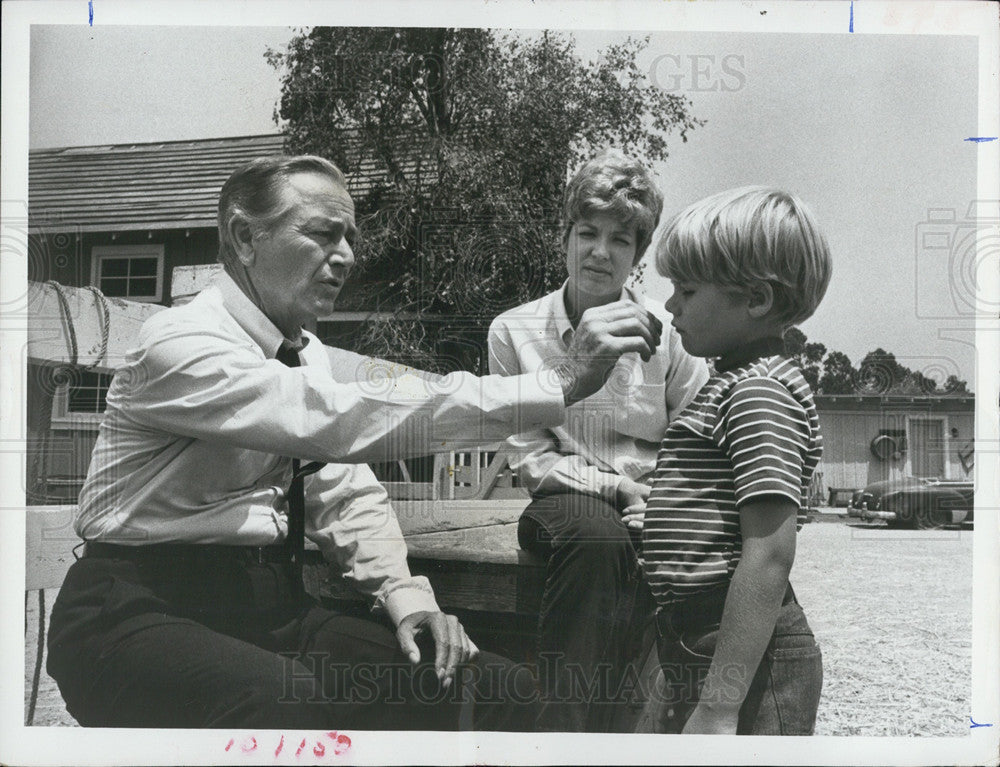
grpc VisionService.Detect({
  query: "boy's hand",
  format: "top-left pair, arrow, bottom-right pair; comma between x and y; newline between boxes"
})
616,477 -> 650,531
682,703 -> 739,735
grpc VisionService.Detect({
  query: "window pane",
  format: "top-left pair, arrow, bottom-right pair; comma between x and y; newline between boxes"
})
66,372 -> 112,414
68,388 -> 98,413
128,278 -> 157,297
79,371 -> 109,389
100,258 -> 130,277
100,277 -> 129,297
77,371 -> 97,388
129,258 -> 158,277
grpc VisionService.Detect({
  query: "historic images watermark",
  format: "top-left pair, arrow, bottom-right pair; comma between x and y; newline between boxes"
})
649,54 -> 747,93
914,200 -> 1000,320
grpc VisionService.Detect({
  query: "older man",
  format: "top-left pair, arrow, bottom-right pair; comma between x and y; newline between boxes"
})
46,155 -> 662,730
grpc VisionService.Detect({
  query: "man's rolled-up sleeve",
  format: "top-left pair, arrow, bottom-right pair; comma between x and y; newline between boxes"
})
305,463 -> 440,626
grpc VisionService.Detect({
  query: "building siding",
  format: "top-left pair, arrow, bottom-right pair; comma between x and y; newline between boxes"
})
814,400 -> 975,495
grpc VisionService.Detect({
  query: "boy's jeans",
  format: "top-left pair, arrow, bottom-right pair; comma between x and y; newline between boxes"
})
652,583 -> 823,735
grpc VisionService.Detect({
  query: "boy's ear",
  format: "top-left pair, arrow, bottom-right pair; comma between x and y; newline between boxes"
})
746,281 -> 774,318
228,212 -> 257,268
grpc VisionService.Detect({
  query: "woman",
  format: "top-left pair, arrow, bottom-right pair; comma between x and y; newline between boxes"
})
488,151 -> 708,731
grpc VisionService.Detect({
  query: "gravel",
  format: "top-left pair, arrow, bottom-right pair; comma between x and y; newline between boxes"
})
792,516 -> 973,736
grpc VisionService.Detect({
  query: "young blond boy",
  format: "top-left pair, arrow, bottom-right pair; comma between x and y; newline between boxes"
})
642,186 -> 832,734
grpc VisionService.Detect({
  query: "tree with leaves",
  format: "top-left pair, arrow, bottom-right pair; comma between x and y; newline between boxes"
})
817,351 -> 856,394
267,27 -> 703,372
942,374 -> 969,394
783,327 -> 826,390
784,330 -> 970,395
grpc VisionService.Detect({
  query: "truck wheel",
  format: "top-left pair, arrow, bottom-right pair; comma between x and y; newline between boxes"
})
893,502 -> 916,529
915,505 -> 949,530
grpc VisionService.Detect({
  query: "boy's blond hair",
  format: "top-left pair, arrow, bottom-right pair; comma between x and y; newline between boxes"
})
563,150 -> 664,264
655,186 -> 832,326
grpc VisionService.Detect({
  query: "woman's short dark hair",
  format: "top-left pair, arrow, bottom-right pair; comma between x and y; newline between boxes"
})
562,151 -> 664,264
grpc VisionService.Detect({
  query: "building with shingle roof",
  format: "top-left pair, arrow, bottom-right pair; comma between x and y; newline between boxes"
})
26,132 -> 423,501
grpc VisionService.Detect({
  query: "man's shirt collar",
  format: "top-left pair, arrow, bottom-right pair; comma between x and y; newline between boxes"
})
215,269 -> 308,358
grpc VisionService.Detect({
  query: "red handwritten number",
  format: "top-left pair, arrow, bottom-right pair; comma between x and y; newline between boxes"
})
223,731 -> 350,756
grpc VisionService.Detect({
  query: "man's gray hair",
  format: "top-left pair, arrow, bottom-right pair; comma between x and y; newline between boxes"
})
217,155 -> 348,267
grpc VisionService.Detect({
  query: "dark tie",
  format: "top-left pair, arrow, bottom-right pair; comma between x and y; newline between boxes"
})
275,344 -> 325,576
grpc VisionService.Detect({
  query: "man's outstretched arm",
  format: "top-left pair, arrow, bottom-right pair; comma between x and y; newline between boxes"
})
123,300 -> 661,465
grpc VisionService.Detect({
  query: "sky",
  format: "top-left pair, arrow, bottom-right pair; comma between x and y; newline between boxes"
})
27,23 -> 982,387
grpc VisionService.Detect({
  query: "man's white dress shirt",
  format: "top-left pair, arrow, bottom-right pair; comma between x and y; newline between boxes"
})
77,272 -> 566,624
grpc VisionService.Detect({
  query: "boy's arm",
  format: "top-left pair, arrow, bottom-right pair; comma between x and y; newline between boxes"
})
682,496 -> 798,734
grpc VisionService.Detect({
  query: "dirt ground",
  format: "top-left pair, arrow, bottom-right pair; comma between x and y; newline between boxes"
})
792,516 -> 974,737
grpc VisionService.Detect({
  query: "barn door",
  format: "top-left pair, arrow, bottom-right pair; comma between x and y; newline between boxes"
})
907,417 -> 947,479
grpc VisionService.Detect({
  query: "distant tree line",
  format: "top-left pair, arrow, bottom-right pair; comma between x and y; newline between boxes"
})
783,328 -> 970,395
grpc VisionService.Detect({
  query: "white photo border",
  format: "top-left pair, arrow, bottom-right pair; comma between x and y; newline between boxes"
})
2,1 -> 997,765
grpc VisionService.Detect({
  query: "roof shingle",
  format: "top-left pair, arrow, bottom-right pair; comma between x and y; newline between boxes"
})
28,132 -> 419,234
29,134 -> 287,234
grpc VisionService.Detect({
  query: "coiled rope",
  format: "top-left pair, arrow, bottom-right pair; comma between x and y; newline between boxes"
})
44,281 -> 111,370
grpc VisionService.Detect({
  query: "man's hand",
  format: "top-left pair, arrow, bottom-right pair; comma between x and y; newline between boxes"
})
617,477 -> 650,531
396,610 -> 479,690
553,301 -> 663,406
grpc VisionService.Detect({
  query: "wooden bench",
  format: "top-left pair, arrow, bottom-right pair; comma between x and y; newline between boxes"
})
25,502 -> 662,730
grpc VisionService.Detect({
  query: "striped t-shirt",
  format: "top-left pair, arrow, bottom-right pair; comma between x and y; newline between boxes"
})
642,352 -> 822,607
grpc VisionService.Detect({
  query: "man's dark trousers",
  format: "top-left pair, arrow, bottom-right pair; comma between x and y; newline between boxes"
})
47,545 -> 537,730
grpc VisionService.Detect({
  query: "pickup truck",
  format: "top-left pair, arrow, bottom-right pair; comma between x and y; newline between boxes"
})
847,476 -> 974,530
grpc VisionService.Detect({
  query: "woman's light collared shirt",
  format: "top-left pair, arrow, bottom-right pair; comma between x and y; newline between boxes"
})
488,283 -> 709,505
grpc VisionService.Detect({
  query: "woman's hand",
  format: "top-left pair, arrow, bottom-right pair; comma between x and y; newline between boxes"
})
616,477 -> 650,531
